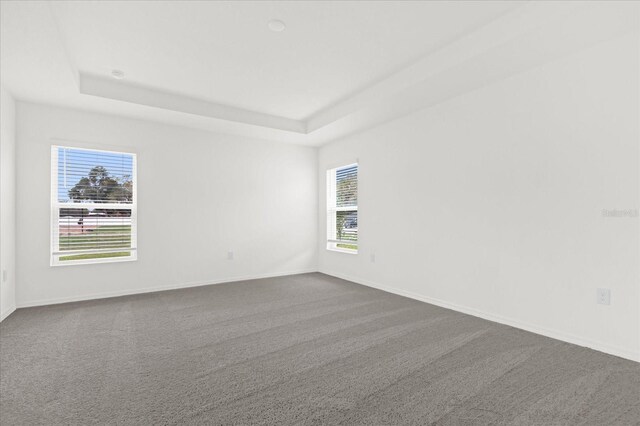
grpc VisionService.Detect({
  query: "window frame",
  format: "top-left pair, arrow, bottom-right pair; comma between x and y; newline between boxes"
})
326,162 -> 358,254
50,144 -> 138,266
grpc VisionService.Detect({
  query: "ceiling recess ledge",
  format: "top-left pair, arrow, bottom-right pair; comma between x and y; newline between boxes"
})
78,73 -> 307,134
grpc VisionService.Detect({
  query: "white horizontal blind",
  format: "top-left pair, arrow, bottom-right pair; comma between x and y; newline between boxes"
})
327,163 -> 358,252
51,145 -> 137,265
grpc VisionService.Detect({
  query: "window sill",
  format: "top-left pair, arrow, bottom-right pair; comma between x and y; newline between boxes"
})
326,247 -> 358,255
51,254 -> 137,267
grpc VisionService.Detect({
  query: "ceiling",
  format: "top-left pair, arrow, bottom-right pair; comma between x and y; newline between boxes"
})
1,1 -> 638,146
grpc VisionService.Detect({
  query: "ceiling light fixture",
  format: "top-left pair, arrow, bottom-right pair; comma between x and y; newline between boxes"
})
268,19 -> 286,32
111,70 -> 125,80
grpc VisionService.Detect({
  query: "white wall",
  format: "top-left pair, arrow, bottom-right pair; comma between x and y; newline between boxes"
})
16,102 -> 317,306
0,86 -> 17,321
318,33 -> 640,361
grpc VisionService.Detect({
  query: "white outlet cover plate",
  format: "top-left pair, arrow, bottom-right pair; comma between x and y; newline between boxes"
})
596,288 -> 611,305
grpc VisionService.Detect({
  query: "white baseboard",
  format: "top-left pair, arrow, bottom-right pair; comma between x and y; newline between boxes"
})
16,269 -> 318,309
320,270 -> 640,363
0,304 -> 16,323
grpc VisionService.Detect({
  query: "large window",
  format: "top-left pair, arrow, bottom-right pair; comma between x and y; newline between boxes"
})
327,163 -> 358,253
51,145 -> 137,265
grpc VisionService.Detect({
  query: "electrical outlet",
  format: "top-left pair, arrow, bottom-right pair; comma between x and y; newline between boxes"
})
370,253 -> 376,263
227,251 -> 234,260
596,288 -> 611,305
1,270 -> 6,282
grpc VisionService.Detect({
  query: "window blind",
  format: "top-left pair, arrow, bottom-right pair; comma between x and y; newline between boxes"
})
327,163 -> 358,252
51,146 -> 137,265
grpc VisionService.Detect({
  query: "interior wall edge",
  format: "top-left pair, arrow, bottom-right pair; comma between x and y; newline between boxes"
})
0,85 -> 17,325
0,305 -> 16,323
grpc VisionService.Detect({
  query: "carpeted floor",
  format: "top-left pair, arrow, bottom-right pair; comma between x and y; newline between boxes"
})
1,273 -> 639,425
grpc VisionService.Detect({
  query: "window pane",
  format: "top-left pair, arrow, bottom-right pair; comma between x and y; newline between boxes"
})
335,210 -> 357,249
336,164 -> 357,208
57,209 -> 132,262
57,147 -> 134,204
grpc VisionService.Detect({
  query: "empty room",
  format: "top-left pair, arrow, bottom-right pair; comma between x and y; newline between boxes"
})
1,0 -> 639,424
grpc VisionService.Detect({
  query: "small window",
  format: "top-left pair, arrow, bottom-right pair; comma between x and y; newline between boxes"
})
51,145 -> 137,265
326,163 -> 358,253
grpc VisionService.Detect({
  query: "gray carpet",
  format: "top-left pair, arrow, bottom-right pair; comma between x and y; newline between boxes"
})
1,273 -> 639,425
